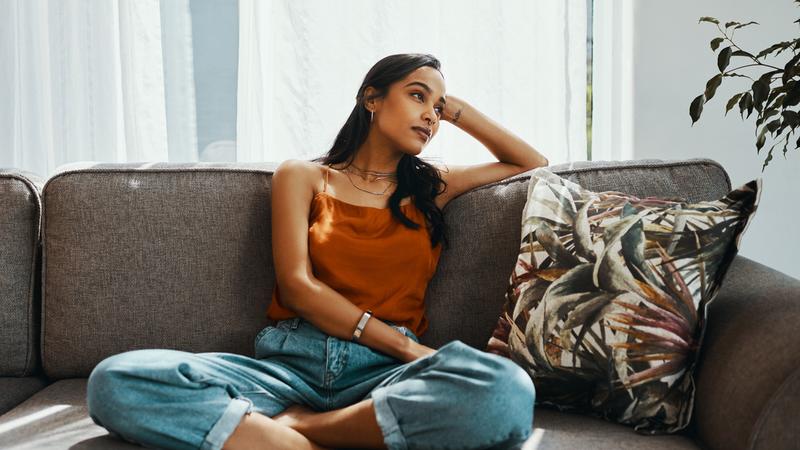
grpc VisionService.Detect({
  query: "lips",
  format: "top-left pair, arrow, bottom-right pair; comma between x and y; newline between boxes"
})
412,127 -> 430,142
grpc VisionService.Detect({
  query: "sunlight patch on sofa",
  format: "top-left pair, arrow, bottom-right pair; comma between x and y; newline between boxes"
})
0,405 -> 72,435
522,428 -> 546,448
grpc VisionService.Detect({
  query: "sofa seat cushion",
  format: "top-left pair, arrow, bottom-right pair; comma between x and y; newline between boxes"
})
0,376 -> 50,417
0,378 -> 701,449
0,379 -> 138,449
528,409 -> 700,449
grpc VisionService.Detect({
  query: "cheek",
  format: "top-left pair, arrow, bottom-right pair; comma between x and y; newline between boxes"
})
380,123 -> 413,146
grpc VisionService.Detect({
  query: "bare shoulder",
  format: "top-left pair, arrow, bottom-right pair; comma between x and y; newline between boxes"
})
274,159 -> 325,195
275,158 -> 323,176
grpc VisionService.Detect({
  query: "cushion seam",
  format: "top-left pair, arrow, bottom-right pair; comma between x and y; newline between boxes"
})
467,158 -> 731,199
748,364 -> 800,450
0,174 -> 43,377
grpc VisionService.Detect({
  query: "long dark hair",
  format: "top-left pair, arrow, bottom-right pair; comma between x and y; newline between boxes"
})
311,53 -> 450,250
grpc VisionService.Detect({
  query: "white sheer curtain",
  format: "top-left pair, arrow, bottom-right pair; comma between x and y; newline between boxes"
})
237,0 -> 588,166
591,0 -> 634,162
0,0 -> 197,179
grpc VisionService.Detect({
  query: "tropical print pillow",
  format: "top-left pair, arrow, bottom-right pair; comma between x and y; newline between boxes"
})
485,168 -> 761,434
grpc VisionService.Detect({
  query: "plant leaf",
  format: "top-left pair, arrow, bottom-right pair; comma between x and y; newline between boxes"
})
783,82 -> 800,107
783,53 -> 800,84
717,46 -> 732,72
733,21 -> 759,30
731,49 -> 755,58
782,110 -> 799,131
704,74 -> 723,101
528,263 -> 597,364
574,197 -> 598,262
690,94 -> 705,125
751,78 -> 771,112
725,93 -> 744,116
534,222 -> 582,268
756,125 -> 768,152
595,213 -> 647,294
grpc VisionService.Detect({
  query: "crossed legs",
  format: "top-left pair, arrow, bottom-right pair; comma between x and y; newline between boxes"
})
223,398 -> 387,450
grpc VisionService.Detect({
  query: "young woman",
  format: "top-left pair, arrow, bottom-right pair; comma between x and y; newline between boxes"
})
86,53 -> 548,450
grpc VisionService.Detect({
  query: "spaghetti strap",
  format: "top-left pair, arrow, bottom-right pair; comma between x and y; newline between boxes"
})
323,165 -> 330,193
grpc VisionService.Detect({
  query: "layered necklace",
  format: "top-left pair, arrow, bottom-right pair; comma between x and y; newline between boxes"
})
338,163 -> 398,196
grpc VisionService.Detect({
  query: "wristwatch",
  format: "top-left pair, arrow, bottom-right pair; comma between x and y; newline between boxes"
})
351,309 -> 373,342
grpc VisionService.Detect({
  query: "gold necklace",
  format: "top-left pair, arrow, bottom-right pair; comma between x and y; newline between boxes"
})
340,165 -> 396,196
347,163 -> 398,183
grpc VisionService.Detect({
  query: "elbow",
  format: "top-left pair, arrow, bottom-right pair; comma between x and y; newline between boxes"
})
520,157 -> 548,174
279,275 -> 314,312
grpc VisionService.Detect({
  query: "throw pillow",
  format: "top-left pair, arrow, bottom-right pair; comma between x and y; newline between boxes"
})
485,167 -> 761,434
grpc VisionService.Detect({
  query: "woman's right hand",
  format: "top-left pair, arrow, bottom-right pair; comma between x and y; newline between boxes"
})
402,339 -> 437,363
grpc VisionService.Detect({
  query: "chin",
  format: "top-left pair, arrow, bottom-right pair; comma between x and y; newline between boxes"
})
413,140 -> 430,152
407,145 -> 425,155
398,143 -> 423,154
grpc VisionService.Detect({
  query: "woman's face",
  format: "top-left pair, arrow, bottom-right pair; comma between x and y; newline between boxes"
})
370,66 -> 446,155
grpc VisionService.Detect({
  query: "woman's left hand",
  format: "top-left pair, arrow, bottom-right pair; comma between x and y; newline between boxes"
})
441,94 -> 465,125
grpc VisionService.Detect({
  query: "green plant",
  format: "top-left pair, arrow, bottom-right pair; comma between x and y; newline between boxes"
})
689,3 -> 800,171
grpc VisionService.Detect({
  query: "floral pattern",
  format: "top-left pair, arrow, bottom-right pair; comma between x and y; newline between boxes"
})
486,168 -> 761,434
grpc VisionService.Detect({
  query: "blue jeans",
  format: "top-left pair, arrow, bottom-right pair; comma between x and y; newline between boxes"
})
86,316 -> 535,450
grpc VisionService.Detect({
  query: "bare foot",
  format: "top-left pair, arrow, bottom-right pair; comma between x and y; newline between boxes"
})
223,411 -> 329,450
272,403 -> 317,430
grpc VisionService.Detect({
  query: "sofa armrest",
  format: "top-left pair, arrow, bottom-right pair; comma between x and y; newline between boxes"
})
693,255 -> 800,450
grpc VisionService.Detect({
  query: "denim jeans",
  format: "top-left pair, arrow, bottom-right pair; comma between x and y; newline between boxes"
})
86,316 -> 535,450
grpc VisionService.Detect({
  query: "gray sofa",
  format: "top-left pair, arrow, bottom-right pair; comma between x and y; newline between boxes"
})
1,158 -> 797,450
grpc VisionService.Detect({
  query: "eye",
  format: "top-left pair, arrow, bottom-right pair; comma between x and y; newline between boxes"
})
411,92 -> 443,117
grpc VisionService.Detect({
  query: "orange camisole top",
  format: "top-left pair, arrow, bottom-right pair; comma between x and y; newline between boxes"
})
266,164 -> 443,337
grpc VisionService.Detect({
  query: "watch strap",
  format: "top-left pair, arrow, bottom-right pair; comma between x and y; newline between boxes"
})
352,309 -> 373,342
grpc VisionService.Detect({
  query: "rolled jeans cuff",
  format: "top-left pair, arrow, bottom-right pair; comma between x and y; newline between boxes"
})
372,386 -> 409,450
201,396 -> 254,450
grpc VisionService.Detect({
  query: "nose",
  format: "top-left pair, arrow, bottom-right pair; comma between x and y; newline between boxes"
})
424,108 -> 437,126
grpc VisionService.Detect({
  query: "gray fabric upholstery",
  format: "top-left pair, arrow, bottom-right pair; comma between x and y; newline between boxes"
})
41,162 -> 280,379
0,375 -> 50,417
0,379 -> 138,449
40,159 -> 730,379
0,379 -> 699,450
748,367 -> 800,450
0,169 -> 44,377
0,170 -> 49,417
423,157 -> 731,351
523,409 -> 699,450
693,256 -> 800,450
2,157 -> 794,449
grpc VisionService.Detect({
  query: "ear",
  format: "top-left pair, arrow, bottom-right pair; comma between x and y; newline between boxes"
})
363,86 -> 382,112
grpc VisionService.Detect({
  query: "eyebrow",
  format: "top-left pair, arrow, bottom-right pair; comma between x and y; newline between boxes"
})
404,81 -> 446,105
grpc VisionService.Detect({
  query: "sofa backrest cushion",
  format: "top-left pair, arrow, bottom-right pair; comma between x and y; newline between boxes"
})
41,158 -> 730,379
0,170 -> 44,377
42,163 -> 278,379
422,158 -> 731,350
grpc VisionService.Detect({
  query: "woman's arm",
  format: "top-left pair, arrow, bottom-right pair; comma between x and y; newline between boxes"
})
430,95 -> 549,208
272,160 -> 428,363
442,95 -> 548,168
